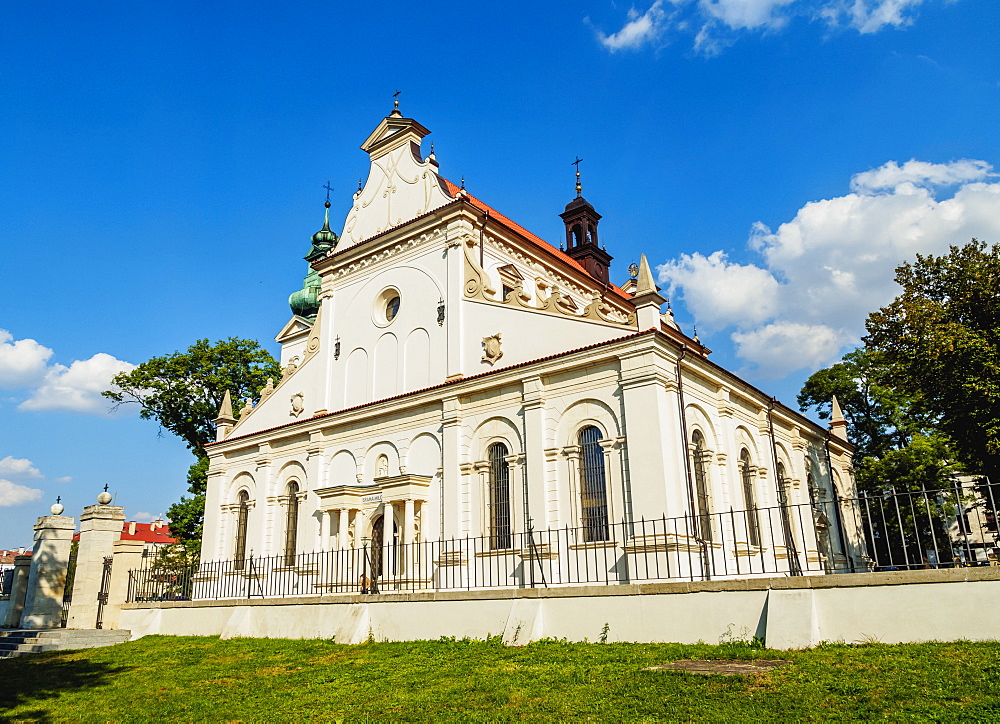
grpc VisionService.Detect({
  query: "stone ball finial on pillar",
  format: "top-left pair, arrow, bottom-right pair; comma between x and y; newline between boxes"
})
97,484 -> 112,505
50,496 -> 64,516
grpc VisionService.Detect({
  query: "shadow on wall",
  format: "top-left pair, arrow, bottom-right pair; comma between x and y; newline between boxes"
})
0,657 -> 130,718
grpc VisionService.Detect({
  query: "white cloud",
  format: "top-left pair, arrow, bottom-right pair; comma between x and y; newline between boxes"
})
659,250 -> 779,327
659,158 -> 1000,377
0,456 -> 43,480
54,476 -> 73,483
700,0 -> 798,30
597,1 -> 670,51
19,353 -> 135,414
132,511 -> 161,523
0,479 -> 44,507
0,330 -> 53,388
842,0 -> 925,34
732,322 -> 849,376
594,0 -> 943,53
851,158 -> 994,193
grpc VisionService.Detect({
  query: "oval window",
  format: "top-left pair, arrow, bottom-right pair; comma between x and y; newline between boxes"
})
385,295 -> 400,322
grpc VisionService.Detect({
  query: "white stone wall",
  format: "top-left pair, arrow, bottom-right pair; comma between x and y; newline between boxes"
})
120,569 -> 1000,649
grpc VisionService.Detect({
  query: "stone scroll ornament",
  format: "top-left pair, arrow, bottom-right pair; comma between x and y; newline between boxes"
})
482,333 -> 503,365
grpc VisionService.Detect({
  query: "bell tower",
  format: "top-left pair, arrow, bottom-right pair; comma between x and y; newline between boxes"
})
560,158 -> 612,284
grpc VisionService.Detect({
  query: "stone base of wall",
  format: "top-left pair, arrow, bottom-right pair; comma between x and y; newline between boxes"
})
120,567 -> 1000,650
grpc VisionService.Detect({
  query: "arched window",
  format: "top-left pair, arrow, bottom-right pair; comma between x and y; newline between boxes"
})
578,426 -> 609,542
235,490 -> 250,570
691,431 -> 712,542
283,481 -> 299,566
488,442 -> 512,550
739,449 -> 760,548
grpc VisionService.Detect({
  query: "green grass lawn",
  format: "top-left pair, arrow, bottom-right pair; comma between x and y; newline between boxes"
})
1,636 -> 999,722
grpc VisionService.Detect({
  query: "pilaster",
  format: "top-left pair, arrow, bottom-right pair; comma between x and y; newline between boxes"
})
520,376 -> 549,529
618,346 -> 683,519
440,395 -> 463,537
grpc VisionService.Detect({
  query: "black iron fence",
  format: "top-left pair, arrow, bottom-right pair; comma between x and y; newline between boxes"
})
127,486 -> 999,603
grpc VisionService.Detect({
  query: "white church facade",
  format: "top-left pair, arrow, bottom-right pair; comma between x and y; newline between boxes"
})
200,105 -> 862,591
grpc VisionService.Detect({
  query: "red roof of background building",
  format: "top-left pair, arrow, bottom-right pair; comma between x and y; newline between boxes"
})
70,521 -> 178,545
0,549 -> 30,564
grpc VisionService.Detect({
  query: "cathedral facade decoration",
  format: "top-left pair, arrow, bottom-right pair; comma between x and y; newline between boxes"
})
201,106 -> 863,587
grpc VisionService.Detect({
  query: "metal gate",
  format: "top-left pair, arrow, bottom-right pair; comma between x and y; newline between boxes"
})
95,555 -> 113,629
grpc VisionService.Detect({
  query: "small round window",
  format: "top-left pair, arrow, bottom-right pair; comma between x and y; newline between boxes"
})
385,295 -> 400,322
374,287 -> 402,327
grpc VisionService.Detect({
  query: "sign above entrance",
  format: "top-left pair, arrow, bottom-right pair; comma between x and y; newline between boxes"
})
362,493 -> 383,504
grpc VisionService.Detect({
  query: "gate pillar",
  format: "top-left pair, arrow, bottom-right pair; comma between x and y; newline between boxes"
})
19,511 -> 76,629
100,539 -> 146,631
66,496 -> 125,629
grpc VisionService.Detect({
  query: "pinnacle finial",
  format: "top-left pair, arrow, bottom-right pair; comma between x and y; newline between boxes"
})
572,156 -> 583,198
830,394 -> 849,440
217,389 -> 235,420
392,89 -> 401,115
693,325 -> 701,345
323,180 -> 333,208
635,254 -> 659,296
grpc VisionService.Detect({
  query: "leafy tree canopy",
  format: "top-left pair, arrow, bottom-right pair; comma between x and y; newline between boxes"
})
797,348 -> 923,461
864,240 -> 1000,483
103,337 -> 282,452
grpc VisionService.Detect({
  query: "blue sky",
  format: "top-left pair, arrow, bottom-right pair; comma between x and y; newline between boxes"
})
2,0 -> 998,544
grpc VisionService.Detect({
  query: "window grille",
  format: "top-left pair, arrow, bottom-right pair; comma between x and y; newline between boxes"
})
488,442 -> 512,550
235,491 -> 250,570
284,482 -> 299,566
578,426 -> 610,542
691,431 -> 713,542
740,449 -> 761,547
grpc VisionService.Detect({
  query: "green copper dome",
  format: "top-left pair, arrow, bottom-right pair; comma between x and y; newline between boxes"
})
289,272 -> 321,318
307,202 -> 339,261
289,201 -> 339,318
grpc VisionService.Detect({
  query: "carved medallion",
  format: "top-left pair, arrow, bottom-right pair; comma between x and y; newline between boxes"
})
290,392 -> 305,418
482,333 -> 503,365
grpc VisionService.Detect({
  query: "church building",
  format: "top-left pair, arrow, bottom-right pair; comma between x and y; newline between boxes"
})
200,103 -> 862,590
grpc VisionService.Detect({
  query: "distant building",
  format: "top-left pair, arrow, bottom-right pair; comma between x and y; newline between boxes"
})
72,520 -> 178,554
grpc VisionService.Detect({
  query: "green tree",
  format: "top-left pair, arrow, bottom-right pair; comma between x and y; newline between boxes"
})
865,240 -> 1000,487
797,348 -> 918,461
798,347 -> 960,494
104,338 -> 282,553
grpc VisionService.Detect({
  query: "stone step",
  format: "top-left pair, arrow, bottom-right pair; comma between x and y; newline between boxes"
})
0,629 -> 130,657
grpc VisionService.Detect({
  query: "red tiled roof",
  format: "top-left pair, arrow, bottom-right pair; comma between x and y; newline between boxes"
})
0,549 -> 29,564
71,521 -> 178,545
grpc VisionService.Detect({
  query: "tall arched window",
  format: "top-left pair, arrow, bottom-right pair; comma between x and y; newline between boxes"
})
488,442 -> 512,550
235,490 -> 250,570
578,426 -> 609,542
691,431 -> 712,542
283,481 -> 299,566
739,449 -> 760,547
